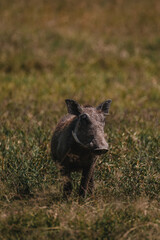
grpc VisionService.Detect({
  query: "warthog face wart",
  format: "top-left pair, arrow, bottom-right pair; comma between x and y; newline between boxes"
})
51,99 -> 112,197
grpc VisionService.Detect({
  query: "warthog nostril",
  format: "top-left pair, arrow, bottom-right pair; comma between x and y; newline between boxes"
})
94,148 -> 108,155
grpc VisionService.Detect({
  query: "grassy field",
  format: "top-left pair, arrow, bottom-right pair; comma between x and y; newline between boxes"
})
0,0 -> 160,239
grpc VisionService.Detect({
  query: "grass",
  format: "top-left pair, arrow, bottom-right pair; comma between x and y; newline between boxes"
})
0,0 -> 160,239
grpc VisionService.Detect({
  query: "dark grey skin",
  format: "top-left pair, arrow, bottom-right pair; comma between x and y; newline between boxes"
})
51,99 -> 112,197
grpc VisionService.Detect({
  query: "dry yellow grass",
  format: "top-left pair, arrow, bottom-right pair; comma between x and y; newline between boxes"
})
0,0 -> 160,239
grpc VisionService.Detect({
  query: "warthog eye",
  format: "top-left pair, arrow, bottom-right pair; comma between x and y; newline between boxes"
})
80,114 -> 91,124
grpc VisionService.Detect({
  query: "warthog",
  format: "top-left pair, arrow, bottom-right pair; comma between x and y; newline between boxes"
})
51,99 -> 112,197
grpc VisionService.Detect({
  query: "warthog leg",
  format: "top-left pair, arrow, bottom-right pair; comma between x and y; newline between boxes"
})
88,175 -> 94,195
61,168 -> 72,197
79,160 -> 96,197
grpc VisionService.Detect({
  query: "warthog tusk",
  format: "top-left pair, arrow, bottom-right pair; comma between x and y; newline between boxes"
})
72,131 -> 90,149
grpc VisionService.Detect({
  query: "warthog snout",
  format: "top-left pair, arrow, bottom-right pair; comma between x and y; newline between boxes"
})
94,147 -> 108,155
90,140 -> 109,154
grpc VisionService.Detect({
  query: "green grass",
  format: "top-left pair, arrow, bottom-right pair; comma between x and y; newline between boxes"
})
0,0 -> 160,239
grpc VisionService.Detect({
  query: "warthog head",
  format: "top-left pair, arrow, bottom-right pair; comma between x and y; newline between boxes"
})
65,99 -> 112,155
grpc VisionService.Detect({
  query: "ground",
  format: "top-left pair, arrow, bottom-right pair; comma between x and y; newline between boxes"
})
0,0 -> 160,239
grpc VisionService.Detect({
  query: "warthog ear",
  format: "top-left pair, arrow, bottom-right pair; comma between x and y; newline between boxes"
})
65,99 -> 82,116
96,99 -> 112,115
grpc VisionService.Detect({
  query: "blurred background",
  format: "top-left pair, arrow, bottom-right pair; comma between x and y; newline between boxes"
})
0,0 -> 160,110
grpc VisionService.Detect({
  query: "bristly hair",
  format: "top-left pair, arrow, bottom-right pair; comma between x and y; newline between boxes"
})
84,104 -> 92,108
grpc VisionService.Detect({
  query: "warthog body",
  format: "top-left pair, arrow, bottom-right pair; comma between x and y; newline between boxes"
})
51,99 -> 111,197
